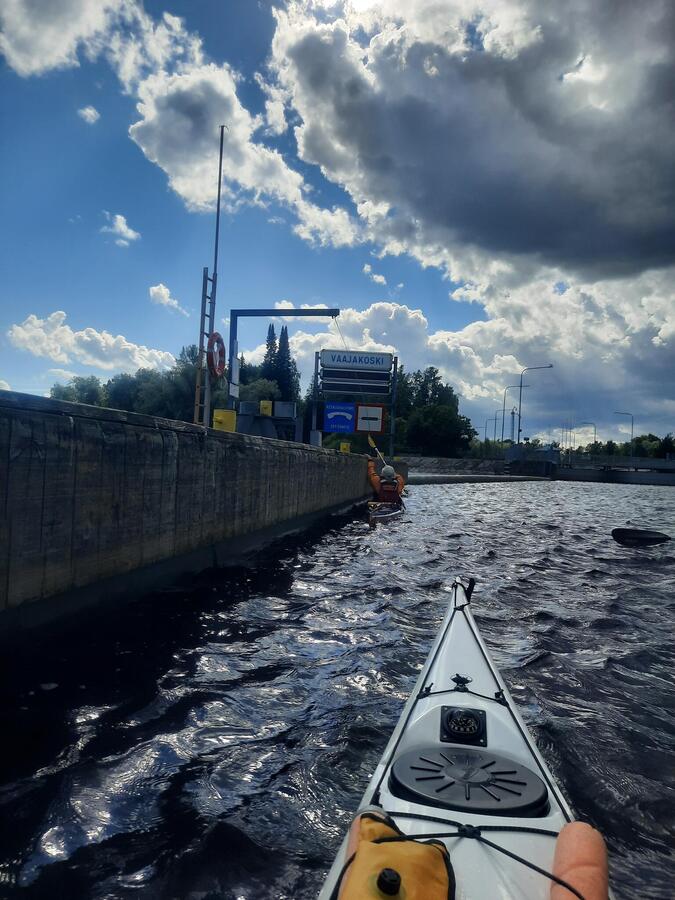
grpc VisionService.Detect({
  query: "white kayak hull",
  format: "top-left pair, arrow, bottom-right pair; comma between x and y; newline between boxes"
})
319,580 -> 576,900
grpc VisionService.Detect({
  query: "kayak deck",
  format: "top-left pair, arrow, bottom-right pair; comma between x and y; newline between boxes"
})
320,580 -> 575,899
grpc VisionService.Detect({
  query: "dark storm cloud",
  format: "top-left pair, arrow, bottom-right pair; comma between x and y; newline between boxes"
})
275,0 -> 675,276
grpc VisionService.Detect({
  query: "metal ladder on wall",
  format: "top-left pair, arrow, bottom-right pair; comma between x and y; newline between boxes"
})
193,266 -> 217,426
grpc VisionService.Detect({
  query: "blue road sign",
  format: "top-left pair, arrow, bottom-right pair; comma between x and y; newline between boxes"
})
324,402 -> 356,433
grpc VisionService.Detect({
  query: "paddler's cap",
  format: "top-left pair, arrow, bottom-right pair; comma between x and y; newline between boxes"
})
381,465 -> 396,479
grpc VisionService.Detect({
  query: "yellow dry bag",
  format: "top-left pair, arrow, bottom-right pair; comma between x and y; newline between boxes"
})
333,812 -> 454,900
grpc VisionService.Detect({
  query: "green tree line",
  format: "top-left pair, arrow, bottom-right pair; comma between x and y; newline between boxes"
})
479,435 -> 675,459
319,365 -> 476,456
567,435 -> 675,458
48,333 -> 477,455
394,366 -> 476,455
49,324 -> 301,417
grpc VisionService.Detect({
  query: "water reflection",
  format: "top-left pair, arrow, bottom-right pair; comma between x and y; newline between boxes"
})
1,482 -> 673,898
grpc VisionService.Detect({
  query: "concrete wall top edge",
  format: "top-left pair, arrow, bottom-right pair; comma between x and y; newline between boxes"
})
0,390 -> 367,458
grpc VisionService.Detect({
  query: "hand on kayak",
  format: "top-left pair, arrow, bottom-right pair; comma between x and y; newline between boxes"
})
551,822 -> 609,900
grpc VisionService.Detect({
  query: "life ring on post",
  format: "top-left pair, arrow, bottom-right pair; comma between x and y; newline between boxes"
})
207,331 -> 226,378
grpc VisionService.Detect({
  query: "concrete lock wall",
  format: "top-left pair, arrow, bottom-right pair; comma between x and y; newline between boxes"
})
398,455 -> 505,475
0,392 -> 371,630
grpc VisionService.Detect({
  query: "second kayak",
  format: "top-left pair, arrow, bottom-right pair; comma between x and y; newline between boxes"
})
320,579 -> 609,899
368,501 -> 404,526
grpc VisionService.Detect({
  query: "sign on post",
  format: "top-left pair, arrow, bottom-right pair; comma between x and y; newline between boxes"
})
356,404 -> 385,434
319,348 -> 393,395
229,340 -> 239,398
315,348 -> 397,453
320,350 -> 393,371
324,401 -> 356,433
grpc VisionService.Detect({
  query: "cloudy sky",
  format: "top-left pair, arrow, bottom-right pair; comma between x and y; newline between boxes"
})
1,0 -> 673,444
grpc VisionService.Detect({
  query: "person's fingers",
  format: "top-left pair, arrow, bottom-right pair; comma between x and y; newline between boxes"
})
551,822 -> 609,900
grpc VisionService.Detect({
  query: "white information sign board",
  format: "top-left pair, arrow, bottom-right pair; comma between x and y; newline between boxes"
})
356,404 -> 384,434
320,349 -> 393,372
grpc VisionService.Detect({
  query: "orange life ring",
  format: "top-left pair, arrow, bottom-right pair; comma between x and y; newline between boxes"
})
207,331 -> 226,377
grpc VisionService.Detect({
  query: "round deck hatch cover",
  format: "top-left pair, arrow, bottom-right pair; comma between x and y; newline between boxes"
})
389,747 -> 549,816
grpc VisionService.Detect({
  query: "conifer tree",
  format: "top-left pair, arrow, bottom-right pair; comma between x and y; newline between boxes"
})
274,325 -> 300,401
261,324 -> 277,382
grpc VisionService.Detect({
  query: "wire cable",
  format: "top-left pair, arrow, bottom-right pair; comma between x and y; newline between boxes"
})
333,315 -> 349,350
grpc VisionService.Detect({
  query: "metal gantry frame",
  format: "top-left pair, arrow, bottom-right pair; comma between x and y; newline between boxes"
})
227,308 -> 341,409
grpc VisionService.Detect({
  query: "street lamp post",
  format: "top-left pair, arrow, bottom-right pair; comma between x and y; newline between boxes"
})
580,421 -> 597,445
614,411 -> 634,458
501,384 -> 528,443
517,364 -> 553,445
493,409 -> 501,442
484,416 -> 498,456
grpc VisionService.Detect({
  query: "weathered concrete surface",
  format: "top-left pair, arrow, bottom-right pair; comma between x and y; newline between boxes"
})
407,473 -> 546,484
397,455 -> 504,475
0,391 -> 371,631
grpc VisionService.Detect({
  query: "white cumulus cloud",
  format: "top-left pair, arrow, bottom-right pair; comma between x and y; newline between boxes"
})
47,368 -> 77,381
242,263 -> 675,439
272,300 -> 333,324
7,311 -> 175,373
128,61 -> 358,247
0,379 -> 10,391
77,105 -> 100,124
363,263 -> 386,286
0,0 -> 123,77
100,211 -> 141,247
0,0 -> 360,248
149,283 -> 189,317
129,62 -> 303,211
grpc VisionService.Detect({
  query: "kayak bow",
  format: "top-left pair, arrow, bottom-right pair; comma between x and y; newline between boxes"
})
320,579 -> 590,900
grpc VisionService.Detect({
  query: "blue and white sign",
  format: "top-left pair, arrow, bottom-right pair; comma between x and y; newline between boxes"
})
324,401 -> 356,433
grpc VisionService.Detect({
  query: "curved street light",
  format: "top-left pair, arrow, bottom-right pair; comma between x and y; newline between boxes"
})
484,416 -> 498,443
517,364 -> 553,445
614,411 -> 634,458
501,384 -> 529,443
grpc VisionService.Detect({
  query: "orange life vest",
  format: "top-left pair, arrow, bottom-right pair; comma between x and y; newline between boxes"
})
377,479 -> 402,504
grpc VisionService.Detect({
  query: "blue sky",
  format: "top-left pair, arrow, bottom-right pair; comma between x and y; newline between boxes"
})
1,0 -> 673,442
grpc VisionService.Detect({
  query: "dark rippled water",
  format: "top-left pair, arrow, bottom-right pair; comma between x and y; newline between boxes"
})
1,482 -> 674,899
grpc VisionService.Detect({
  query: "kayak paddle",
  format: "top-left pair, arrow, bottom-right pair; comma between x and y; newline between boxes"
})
611,527 -> 671,548
367,434 -> 387,466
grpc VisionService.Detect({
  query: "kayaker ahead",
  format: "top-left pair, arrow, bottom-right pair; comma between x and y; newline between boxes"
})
368,460 -> 405,504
